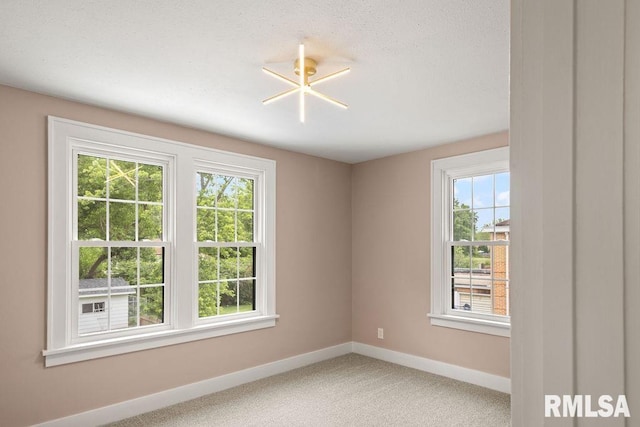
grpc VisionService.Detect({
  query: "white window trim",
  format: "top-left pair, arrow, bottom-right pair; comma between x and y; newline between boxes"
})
45,117 -> 277,367
428,147 -> 510,337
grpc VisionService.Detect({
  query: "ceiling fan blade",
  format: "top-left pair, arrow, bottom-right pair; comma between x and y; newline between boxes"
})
307,89 -> 348,109
262,68 -> 299,87
262,87 -> 300,105
299,44 -> 305,123
309,68 -> 351,86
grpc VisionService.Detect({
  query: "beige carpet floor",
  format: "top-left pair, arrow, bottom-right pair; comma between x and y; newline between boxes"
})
107,353 -> 510,427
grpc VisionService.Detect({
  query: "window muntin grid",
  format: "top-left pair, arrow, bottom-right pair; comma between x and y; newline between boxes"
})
75,153 -> 167,336
47,117 -> 277,366
449,172 -> 510,317
195,172 -> 257,318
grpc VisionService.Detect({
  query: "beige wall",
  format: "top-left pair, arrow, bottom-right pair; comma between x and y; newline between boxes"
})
351,132 -> 510,378
0,85 -> 352,426
0,84 -> 511,426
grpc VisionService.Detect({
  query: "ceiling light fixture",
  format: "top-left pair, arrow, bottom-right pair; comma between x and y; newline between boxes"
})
262,43 -> 350,123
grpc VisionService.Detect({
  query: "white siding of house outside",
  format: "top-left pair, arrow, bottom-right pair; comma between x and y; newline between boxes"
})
457,292 -> 492,315
78,295 -> 129,335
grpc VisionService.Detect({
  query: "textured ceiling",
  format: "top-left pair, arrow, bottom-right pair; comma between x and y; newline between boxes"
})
0,0 -> 509,163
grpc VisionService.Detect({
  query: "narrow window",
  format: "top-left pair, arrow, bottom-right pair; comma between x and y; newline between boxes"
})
429,147 -> 510,336
196,173 -> 257,318
75,153 -> 167,335
450,172 -> 509,317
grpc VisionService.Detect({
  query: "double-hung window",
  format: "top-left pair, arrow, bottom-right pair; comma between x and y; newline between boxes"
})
73,149 -> 171,340
429,147 -> 510,336
46,117 -> 276,366
194,166 -> 259,320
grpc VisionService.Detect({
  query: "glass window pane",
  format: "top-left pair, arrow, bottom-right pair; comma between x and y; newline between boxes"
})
109,159 -> 137,200
466,278 -> 492,315
237,212 -> 254,242
239,280 -> 255,312
216,175 -> 236,209
219,247 -> 238,280
452,210 -> 473,241
471,276 -> 493,314
140,286 -> 163,325
78,248 -> 109,284
495,172 -> 510,207
199,283 -> 219,318
77,155 -> 106,198
109,202 -> 136,241
138,204 -> 162,240
140,247 -> 163,285
452,245 -> 471,271
494,207 -> 510,223
472,174 -> 494,208
138,164 -> 163,203
112,293 -> 137,330
453,177 -> 472,209
452,277 -> 471,311
196,172 -> 216,207
473,208 -> 494,241
199,247 -> 219,282
452,245 -> 472,311
78,200 -> 106,240
494,207 -> 510,241
493,280 -> 509,316
197,208 -> 216,241
78,298 -> 109,334
237,178 -> 254,210
219,280 -> 238,315
217,210 -> 236,242
470,278 -> 492,291
474,245 -> 491,273
110,247 -> 137,287
239,247 -> 255,279
491,245 -> 509,281
471,290 -> 493,315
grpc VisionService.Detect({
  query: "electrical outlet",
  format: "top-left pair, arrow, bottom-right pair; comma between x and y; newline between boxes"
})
377,328 -> 384,339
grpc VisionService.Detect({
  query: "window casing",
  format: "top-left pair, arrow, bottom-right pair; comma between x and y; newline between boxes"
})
46,117 -> 276,366
429,147 -> 510,337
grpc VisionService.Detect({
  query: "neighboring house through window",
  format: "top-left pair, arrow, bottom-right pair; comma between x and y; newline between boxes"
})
429,147 -> 510,337
81,301 -> 106,314
46,117 -> 276,366
79,278 -> 133,334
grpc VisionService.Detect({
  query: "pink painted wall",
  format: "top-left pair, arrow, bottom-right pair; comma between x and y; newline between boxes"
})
0,85 -> 352,426
0,84 -> 509,425
351,132 -> 510,378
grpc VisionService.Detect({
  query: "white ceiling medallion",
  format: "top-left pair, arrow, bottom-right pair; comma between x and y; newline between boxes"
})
262,44 -> 350,123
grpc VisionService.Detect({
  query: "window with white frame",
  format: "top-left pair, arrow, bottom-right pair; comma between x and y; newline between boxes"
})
429,147 -> 510,337
46,117 -> 276,366
75,151 -> 169,338
81,302 -> 105,314
195,168 -> 257,319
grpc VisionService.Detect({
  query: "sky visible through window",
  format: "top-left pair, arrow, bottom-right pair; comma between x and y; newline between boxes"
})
453,172 -> 510,238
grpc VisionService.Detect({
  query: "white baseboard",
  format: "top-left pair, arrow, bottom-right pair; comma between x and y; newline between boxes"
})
352,342 -> 511,394
36,342 -> 353,427
36,341 -> 509,426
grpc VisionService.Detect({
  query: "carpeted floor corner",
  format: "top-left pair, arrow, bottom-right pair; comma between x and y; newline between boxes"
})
106,353 -> 510,426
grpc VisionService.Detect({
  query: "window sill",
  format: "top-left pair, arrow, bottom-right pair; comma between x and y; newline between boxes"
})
43,314 -> 279,367
427,313 -> 510,337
